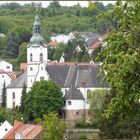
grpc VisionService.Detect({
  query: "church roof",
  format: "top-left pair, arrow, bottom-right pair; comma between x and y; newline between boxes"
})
7,64 -> 107,89
64,86 -> 84,100
7,71 -> 27,88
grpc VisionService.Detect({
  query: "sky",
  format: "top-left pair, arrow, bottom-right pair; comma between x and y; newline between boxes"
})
0,1 -> 117,8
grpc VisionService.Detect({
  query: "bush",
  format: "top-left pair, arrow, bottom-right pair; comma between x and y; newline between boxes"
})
75,119 -> 98,129
79,134 -> 87,140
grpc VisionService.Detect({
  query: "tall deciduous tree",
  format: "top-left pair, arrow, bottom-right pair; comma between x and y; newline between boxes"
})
1,82 -> 6,108
24,80 -> 64,121
98,0 -> 140,138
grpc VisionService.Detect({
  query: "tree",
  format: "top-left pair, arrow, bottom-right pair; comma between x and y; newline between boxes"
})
20,83 -> 26,113
2,32 -> 20,59
17,42 -> 27,64
24,80 -> 64,121
53,43 -> 65,61
87,89 -> 108,122
42,113 -> 65,140
98,0 -> 140,138
64,33 -> 90,62
1,82 -> 6,108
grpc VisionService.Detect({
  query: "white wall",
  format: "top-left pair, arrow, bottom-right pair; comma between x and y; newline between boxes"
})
27,46 -> 48,88
27,46 -> 48,63
0,120 -> 12,139
6,88 -> 22,109
51,35 -> 71,44
0,74 -> 12,103
63,100 -> 85,110
0,61 -> 13,72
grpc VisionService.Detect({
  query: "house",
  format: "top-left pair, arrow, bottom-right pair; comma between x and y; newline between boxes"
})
47,41 -> 59,49
6,11 -> 108,121
0,120 -> 12,139
3,121 -> 43,139
0,69 -> 17,103
0,60 -> 13,72
50,34 -> 71,44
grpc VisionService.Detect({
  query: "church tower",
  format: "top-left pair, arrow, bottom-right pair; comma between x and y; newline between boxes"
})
27,9 -> 49,88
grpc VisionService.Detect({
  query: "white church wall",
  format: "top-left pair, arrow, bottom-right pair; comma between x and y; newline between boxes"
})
36,63 -> 49,81
7,88 -> 22,109
27,46 -> 48,63
0,74 -> 12,103
0,61 -> 13,72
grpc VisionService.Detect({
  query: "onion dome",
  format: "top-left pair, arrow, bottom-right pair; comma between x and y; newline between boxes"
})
30,10 -> 44,47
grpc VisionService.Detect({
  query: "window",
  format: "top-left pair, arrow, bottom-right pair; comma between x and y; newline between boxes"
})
12,101 -> 15,108
5,128 -> 8,131
40,53 -> 43,62
68,101 -> 71,105
41,67 -> 43,70
7,66 -> 10,69
40,76 -> 44,80
30,53 -> 33,62
30,67 -> 33,71
31,79 -> 32,83
76,111 -> 79,116
2,75 -> 4,78
12,92 -> 15,99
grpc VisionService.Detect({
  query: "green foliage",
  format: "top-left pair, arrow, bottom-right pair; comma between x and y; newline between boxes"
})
64,33 -> 90,62
97,0 -> 140,138
79,134 -> 87,140
1,82 -> 6,108
17,42 -> 27,64
75,119 -> 98,129
42,112 -> 65,140
20,83 -> 26,113
0,107 -> 24,124
87,89 -> 108,124
2,32 -> 20,59
0,1 -> 114,63
91,45 -> 102,62
24,80 -> 64,121
53,43 -> 65,61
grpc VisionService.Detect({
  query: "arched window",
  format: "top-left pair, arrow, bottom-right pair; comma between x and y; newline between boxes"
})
30,53 -> 33,62
40,53 -> 43,62
12,92 -> 15,99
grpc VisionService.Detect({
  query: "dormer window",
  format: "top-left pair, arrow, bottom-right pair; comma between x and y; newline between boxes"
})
30,53 -> 33,62
40,53 -> 43,62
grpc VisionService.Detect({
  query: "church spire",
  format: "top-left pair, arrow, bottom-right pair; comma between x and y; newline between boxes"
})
30,7 -> 44,47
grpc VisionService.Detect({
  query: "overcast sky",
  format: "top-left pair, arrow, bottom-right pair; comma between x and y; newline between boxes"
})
0,1 -> 117,7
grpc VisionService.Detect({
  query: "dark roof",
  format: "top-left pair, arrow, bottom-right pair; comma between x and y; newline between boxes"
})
64,86 -> 84,100
7,71 -> 27,88
7,64 -> 107,89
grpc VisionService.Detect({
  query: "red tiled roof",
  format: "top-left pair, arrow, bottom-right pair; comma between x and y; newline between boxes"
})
3,121 -> 24,139
47,41 -> 58,47
3,121 -> 43,139
0,69 -> 17,80
89,40 -> 101,49
48,62 -> 99,66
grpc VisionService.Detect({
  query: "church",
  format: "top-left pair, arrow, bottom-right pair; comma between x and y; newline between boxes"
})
6,11 -> 107,121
